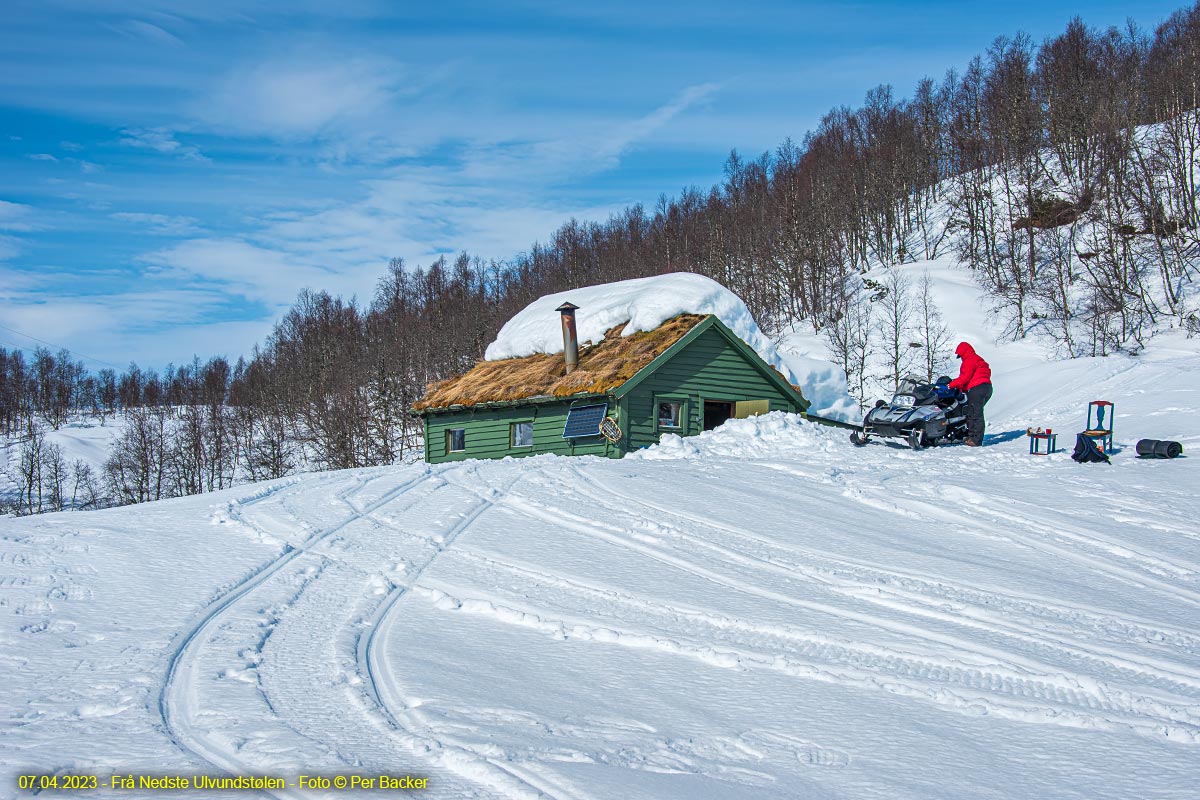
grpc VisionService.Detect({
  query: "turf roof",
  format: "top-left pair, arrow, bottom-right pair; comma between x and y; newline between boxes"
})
413,314 -> 706,411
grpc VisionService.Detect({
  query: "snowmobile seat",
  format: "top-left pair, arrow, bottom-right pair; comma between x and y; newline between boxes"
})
933,384 -> 959,402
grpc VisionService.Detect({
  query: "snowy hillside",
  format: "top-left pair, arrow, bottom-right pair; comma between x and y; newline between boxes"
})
778,251 -> 1199,417
0,418 -> 123,506
3,332 -> 1199,798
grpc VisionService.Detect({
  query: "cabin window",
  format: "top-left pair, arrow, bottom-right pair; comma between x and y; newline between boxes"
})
657,400 -> 683,430
511,421 -> 533,448
445,428 -> 466,452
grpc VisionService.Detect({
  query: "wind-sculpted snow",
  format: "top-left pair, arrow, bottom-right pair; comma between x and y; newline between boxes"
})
483,273 -> 824,389
3,354 -> 1200,798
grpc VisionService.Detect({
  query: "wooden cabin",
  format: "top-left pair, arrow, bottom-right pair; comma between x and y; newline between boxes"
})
414,310 -> 809,463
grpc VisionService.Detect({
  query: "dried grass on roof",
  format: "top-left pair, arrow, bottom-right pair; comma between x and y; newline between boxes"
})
414,314 -> 706,410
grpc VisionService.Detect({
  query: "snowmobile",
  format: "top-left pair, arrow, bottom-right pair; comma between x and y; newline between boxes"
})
849,375 -> 967,450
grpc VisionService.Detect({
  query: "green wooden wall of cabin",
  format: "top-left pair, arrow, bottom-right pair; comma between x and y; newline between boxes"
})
619,325 -> 799,452
423,399 -> 621,463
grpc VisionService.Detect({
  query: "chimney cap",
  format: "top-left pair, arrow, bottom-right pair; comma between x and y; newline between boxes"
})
556,302 -> 580,312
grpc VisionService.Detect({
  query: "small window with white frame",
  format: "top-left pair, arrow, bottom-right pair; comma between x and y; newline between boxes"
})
657,400 -> 683,430
511,421 -> 533,448
445,428 -> 466,452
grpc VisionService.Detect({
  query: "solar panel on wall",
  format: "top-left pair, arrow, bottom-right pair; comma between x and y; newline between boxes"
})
562,403 -> 608,438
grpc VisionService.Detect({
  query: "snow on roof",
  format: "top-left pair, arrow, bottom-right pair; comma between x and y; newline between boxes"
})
484,273 -> 803,384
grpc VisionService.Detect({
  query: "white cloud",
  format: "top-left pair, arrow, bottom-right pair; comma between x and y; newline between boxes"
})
139,238 -> 354,306
119,127 -> 208,161
0,201 -> 40,233
0,266 -> 46,297
110,211 -> 201,236
595,82 -> 721,167
119,82 -> 715,329
459,82 -> 721,184
199,57 -> 405,138
29,153 -> 59,162
2,289 -> 223,337
252,165 -> 619,277
0,287 -> 268,366
7,55 -> 724,365
0,203 -> 40,262
0,236 -> 23,262
111,19 -> 185,47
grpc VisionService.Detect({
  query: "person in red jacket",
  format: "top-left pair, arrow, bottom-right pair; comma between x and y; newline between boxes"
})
948,342 -> 992,447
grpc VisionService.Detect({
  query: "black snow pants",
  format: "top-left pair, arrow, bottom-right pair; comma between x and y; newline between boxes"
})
966,382 -> 993,444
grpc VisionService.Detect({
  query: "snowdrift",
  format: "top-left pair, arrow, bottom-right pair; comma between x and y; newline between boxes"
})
483,272 -> 857,421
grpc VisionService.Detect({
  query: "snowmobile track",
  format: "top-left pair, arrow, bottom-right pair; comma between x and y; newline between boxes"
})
357,484 -> 564,799
492,490 -> 1200,744
568,467 -> 1200,692
158,465 -> 451,798
356,469 -> 594,800
416,577 -> 1200,743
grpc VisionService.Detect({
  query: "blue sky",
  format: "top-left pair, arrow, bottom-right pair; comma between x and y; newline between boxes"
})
0,0 -> 1188,369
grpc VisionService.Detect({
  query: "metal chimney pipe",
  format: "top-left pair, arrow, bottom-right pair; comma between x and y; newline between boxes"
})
556,302 -> 580,374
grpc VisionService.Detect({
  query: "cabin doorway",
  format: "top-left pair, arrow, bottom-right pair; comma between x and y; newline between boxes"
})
703,400 -> 734,431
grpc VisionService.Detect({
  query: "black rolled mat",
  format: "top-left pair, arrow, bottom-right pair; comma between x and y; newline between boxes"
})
1135,438 -> 1184,458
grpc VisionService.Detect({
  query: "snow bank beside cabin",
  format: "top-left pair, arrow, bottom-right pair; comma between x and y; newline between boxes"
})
633,411 -> 841,460
484,273 -> 855,415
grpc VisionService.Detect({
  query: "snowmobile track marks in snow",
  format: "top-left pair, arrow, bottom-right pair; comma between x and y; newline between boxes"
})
880,489 -> 1200,610
553,468 -> 1200,691
572,467 -> 1200,700
446,546 -> 1200,697
492,490 -> 1200,744
418,576 -> 1200,744
158,465 -> 455,799
361,470 -> 599,800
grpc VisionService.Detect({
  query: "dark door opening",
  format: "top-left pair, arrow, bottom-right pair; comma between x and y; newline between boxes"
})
703,400 -> 734,431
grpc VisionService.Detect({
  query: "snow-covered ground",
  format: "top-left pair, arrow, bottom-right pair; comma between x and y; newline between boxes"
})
3,324 -> 1199,797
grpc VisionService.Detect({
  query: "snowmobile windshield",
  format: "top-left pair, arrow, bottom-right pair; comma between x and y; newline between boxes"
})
893,376 -> 939,408
890,377 -> 924,406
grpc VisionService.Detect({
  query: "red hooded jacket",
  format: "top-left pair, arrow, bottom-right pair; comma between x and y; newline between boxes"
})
948,342 -> 992,391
